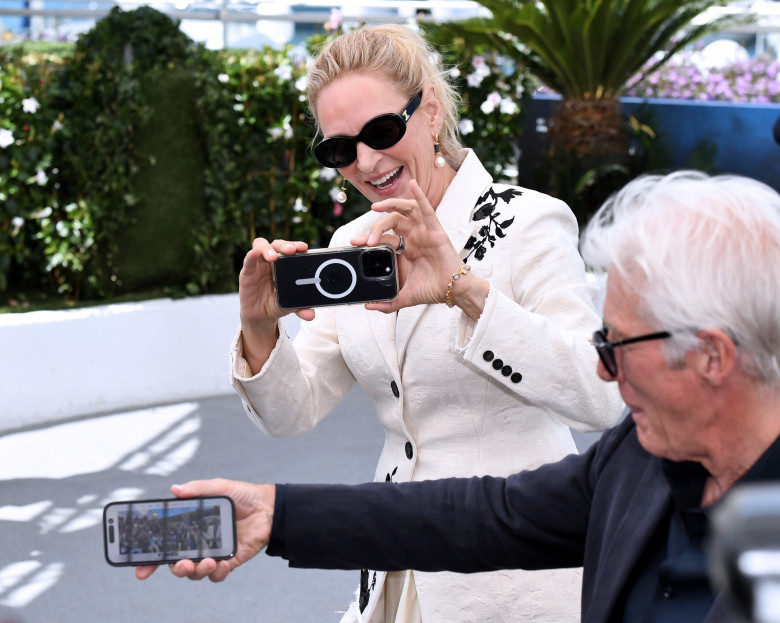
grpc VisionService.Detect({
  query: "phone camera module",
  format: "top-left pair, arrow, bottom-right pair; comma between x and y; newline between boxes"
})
361,248 -> 394,279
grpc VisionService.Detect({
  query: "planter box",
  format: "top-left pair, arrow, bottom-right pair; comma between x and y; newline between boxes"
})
0,294 -> 301,433
517,94 -> 780,193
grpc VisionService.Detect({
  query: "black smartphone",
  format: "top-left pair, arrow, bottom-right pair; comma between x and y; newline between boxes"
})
103,496 -> 237,567
273,244 -> 398,310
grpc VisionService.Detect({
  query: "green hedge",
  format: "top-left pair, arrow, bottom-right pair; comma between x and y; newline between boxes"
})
0,8 -> 531,309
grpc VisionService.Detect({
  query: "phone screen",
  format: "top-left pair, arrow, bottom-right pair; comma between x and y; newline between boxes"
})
103,496 -> 236,566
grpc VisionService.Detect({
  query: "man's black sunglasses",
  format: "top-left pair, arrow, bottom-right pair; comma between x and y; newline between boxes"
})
314,93 -> 422,168
591,326 -> 672,378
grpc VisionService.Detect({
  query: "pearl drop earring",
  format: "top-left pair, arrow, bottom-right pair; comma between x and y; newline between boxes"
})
434,135 -> 446,168
336,182 -> 347,204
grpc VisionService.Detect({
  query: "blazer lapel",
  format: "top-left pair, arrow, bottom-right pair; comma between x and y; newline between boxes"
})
368,310 -> 400,375
382,149 -> 492,369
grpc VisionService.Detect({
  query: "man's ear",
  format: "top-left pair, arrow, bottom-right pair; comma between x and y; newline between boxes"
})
696,328 -> 737,385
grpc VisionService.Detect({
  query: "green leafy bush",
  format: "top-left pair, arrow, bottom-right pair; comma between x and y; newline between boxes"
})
1,11 -> 531,310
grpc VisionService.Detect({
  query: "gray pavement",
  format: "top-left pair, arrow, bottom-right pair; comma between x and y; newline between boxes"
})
1,387 -> 384,623
0,386 -> 600,623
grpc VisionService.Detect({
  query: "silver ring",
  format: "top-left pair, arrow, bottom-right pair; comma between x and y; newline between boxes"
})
396,234 -> 405,255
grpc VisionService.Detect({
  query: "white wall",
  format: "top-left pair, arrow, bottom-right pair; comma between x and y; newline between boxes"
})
0,294 -> 301,433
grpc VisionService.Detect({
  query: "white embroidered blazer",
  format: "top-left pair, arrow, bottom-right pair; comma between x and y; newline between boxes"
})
230,150 -> 625,622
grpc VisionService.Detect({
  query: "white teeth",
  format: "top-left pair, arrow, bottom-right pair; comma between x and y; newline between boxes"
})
369,167 -> 401,188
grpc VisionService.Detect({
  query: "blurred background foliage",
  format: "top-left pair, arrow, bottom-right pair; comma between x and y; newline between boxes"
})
2,3 -> 775,311
0,7 -> 532,309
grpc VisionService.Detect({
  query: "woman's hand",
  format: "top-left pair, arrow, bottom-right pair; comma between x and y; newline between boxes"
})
238,238 -> 311,374
135,479 -> 276,583
351,180 -> 488,318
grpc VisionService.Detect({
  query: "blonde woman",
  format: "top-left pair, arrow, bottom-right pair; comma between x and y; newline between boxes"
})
229,24 -> 624,623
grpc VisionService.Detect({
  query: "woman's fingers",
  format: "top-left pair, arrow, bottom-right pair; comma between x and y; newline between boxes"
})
246,238 -> 308,265
351,229 -> 407,250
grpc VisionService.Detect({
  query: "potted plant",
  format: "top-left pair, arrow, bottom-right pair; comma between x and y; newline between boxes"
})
432,0 -> 752,222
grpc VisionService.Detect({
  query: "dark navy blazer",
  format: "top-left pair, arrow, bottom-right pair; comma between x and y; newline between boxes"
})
269,415 -> 754,622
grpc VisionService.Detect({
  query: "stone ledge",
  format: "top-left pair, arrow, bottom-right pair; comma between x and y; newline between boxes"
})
0,294 -> 246,432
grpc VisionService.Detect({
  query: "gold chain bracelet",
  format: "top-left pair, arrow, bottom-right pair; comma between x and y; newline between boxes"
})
445,264 -> 471,308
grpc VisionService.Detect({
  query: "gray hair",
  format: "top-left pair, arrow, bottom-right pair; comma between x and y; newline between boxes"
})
581,170 -> 780,385
306,23 -> 463,164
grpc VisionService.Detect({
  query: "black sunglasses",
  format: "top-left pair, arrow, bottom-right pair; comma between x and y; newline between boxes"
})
591,326 -> 672,378
314,93 -> 422,168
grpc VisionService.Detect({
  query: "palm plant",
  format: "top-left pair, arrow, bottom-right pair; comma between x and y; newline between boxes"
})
429,0 -> 752,219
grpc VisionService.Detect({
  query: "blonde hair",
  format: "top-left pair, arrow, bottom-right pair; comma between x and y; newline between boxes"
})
306,24 -> 463,162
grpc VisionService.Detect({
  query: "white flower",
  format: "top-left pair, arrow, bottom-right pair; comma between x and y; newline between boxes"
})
458,119 -> 474,135
52,120 -> 63,132
500,98 -> 519,115
325,8 -> 342,31
293,197 -> 308,213
480,92 -> 502,114
466,72 -> 485,88
448,67 -> 461,79
0,129 -> 13,148
268,119 -> 293,141
295,76 -> 307,92
274,64 -> 292,82
11,217 -> 23,236
319,167 -> 338,181
22,97 -> 40,114
36,169 -> 48,185
233,103 -> 244,112
218,73 -> 229,83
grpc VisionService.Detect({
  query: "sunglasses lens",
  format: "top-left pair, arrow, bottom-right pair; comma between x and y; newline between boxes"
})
315,138 -> 357,168
593,330 -> 618,377
361,116 -> 405,150
314,114 -> 407,168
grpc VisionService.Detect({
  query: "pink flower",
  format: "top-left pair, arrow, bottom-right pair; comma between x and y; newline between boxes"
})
333,203 -> 343,217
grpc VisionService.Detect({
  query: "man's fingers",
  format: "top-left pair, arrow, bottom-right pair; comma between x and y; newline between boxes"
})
135,565 -> 157,580
171,478 -> 232,499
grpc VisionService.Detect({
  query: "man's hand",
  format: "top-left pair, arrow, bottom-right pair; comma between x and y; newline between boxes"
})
135,478 -> 275,582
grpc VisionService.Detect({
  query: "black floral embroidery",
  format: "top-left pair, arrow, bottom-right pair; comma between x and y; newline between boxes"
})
464,186 -> 520,262
385,466 -> 398,482
359,569 -> 377,612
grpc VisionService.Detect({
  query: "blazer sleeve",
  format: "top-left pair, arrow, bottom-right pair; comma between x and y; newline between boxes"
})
228,213 -> 389,437
268,418 -> 636,573
229,308 -> 357,437
455,190 -> 624,432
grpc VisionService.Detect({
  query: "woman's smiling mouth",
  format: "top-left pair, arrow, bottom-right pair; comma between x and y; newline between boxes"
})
369,166 -> 402,190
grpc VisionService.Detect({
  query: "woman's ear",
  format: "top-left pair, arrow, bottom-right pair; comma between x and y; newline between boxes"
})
422,84 -> 442,130
696,328 -> 737,386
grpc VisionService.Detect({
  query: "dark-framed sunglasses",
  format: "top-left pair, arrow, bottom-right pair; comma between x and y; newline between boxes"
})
591,326 -> 672,378
314,92 -> 423,168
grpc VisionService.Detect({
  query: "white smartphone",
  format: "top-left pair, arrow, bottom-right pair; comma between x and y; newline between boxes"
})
103,496 -> 237,567
273,245 -> 398,310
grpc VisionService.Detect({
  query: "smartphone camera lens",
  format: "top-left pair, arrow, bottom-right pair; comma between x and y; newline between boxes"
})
361,248 -> 394,279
